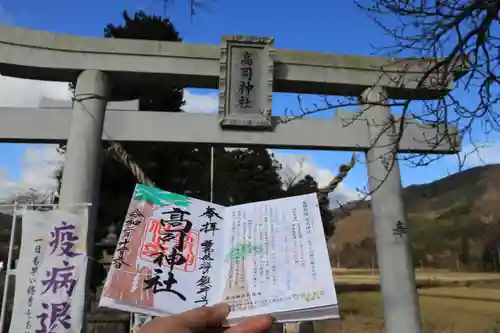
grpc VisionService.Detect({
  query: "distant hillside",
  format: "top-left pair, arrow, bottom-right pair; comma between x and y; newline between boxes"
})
329,164 -> 500,271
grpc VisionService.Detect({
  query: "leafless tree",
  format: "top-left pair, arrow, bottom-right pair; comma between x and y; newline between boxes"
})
161,0 -> 212,18
5,188 -> 53,206
276,0 -> 498,208
360,0 -> 498,143
280,156 -> 307,190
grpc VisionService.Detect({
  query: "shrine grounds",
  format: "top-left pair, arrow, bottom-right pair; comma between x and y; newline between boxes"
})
316,269 -> 500,333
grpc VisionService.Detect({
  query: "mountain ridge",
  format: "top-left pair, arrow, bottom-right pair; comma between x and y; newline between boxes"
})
329,164 -> 500,271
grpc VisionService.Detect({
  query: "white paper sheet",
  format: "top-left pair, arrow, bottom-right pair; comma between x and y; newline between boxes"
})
99,185 -> 340,323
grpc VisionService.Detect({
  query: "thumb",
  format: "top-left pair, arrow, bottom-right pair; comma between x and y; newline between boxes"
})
173,303 -> 230,330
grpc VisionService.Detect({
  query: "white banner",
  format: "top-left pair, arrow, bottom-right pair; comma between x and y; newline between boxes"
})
9,209 -> 88,333
131,313 -> 152,333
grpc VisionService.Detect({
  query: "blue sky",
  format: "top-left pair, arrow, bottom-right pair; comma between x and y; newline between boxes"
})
0,0 -> 498,200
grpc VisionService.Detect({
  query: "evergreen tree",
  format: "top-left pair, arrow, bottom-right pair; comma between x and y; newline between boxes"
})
219,148 -> 284,205
104,11 -> 184,111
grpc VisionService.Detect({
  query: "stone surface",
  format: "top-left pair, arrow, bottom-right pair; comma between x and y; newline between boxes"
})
219,35 -> 274,128
0,108 -> 460,153
40,97 -> 139,111
362,86 -> 422,333
0,25 -> 462,99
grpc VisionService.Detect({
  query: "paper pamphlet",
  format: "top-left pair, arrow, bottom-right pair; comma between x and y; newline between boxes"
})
99,184 -> 339,324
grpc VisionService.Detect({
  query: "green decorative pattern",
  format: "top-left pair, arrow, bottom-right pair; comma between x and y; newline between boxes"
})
132,184 -> 191,207
226,243 -> 264,261
298,290 -> 325,302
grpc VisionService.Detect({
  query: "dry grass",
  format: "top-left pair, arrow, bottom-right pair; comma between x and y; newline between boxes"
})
332,269 -> 500,286
419,286 -> 500,302
315,272 -> 500,333
315,289 -> 500,333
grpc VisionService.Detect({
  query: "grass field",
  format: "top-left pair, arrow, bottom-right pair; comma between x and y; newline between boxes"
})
315,270 -> 500,333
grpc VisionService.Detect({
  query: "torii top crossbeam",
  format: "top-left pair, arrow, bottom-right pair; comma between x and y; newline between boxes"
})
0,24 -> 460,100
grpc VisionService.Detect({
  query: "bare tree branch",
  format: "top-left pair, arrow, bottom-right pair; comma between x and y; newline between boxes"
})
281,156 -> 307,190
160,0 -> 214,19
280,0 -> 498,196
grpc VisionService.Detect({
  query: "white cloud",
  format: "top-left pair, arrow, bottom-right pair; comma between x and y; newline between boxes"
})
0,145 -> 63,201
183,90 -> 218,113
0,167 -> 16,200
0,76 -> 360,207
0,74 -> 69,200
273,152 -> 361,207
18,145 -> 64,192
0,75 -> 70,107
277,153 -> 333,188
0,75 -> 218,111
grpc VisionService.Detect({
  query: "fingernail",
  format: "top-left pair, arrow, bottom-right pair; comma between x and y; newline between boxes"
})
211,302 -> 230,316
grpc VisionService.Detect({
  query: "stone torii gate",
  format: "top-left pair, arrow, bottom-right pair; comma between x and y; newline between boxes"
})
0,25 -> 462,333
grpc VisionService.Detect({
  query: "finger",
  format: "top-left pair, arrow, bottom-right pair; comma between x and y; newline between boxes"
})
225,315 -> 274,333
203,328 -> 228,333
174,303 -> 230,330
